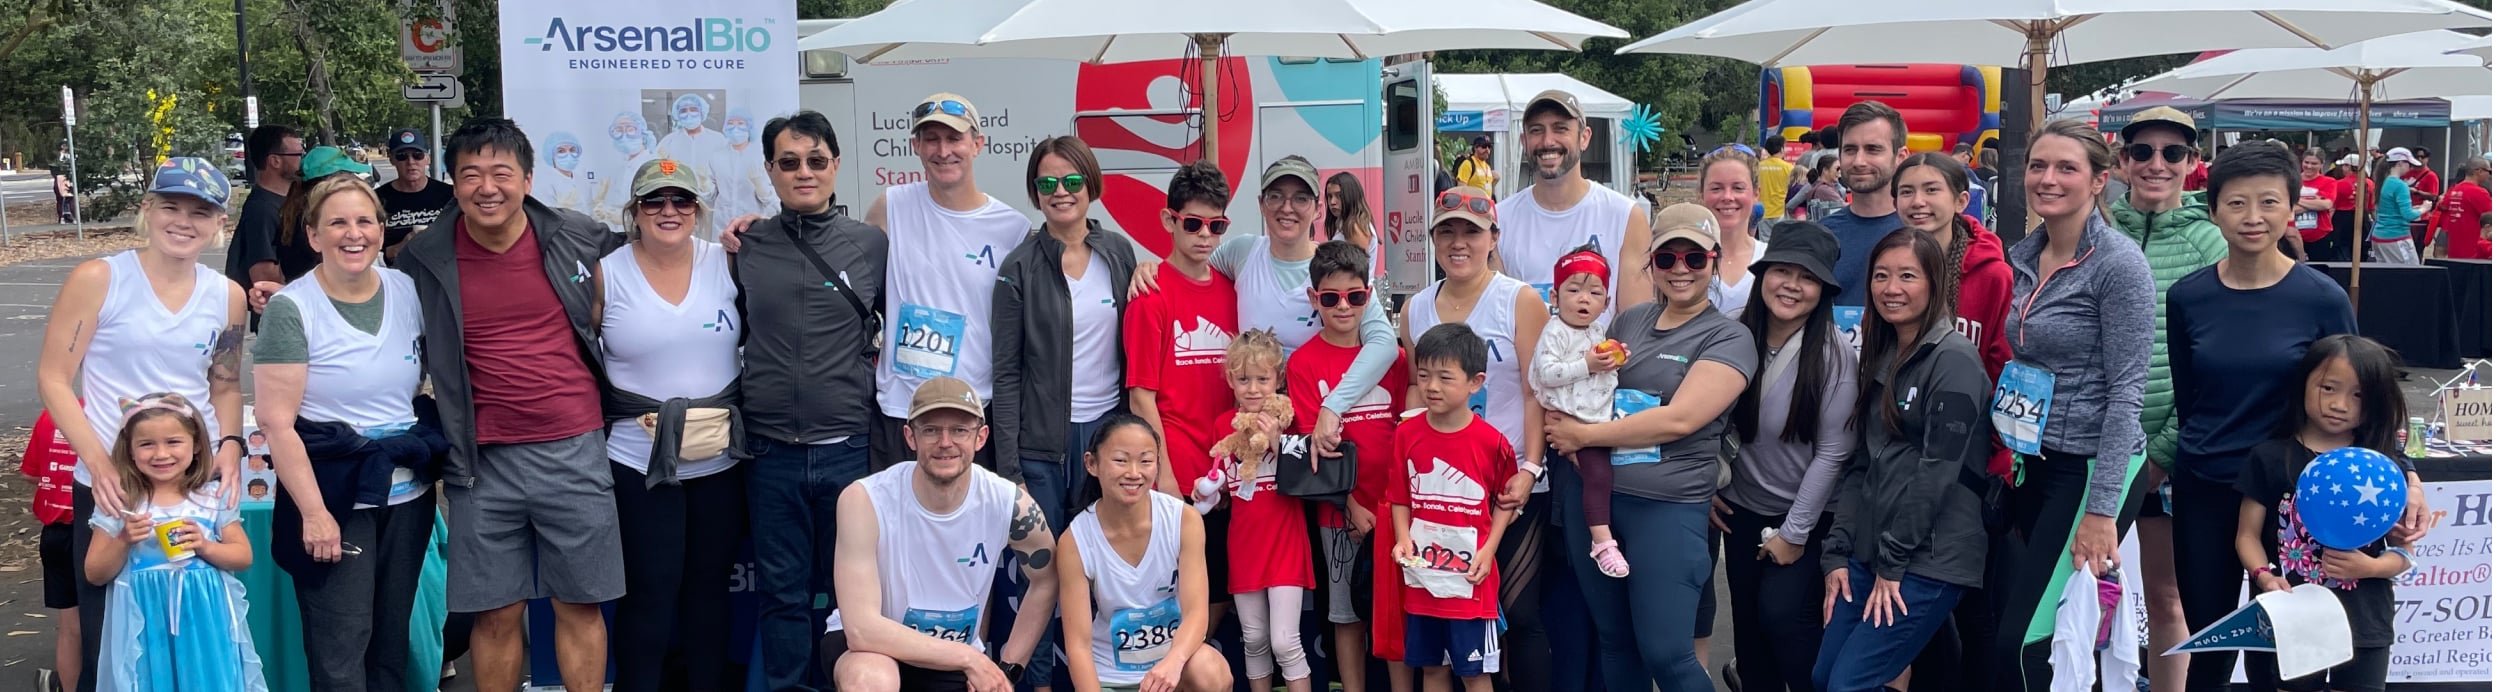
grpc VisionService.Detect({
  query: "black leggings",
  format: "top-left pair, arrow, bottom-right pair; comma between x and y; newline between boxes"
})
610,463 -> 749,692
1496,490 -> 1553,692
2172,472 -> 2251,692
69,486 -> 104,692
1721,507 -> 1829,692
1987,451 -> 2150,692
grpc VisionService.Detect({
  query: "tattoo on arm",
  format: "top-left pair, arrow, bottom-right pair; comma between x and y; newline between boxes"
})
207,327 -> 245,383
68,320 -> 81,352
1009,501 -> 1046,542
1019,546 -> 1053,570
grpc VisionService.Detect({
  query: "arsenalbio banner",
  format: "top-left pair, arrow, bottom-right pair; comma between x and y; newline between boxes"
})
500,0 -> 798,239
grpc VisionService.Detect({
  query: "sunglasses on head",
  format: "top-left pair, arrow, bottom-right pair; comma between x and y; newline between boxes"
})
914,99 -> 971,120
2125,143 -> 2195,164
1710,143 -> 1758,158
1310,287 -> 1371,308
1034,174 -> 1087,195
1652,249 -> 1717,271
1166,211 -> 1229,235
774,155 -> 833,172
1434,190 -> 1493,216
391,151 -> 425,163
638,193 -> 698,214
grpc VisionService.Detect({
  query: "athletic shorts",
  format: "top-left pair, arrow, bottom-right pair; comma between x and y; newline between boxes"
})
1322,526 -> 1363,624
819,629 -> 971,691
445,430 -> 626,611
41,522 -> 75,609
1404,615 -> 1502,678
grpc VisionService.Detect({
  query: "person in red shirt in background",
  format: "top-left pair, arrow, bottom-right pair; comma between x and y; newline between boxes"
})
1391,323 -> 1520,692
22,410 -> 81,692
2331,153 -> 2376,259
2295,149 -> 2340,261
2426,157 -> 2492,259
2406,147 -> 2444,246
1122,159 -> 1243,609
2182,147 -> 2210,193
1286,240 -> 1413,691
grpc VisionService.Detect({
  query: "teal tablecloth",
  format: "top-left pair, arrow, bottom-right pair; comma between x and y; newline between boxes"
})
237,505 -> 450,692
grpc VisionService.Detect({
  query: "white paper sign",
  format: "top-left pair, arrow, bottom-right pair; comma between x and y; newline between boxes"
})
2439,385 -> 2490,442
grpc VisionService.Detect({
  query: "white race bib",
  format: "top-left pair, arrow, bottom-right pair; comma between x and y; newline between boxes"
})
1109,597 -> 1183,670
901,605 -> 982,645
893,304 -> 968,380
1404,518 -> 1480,599
1991,361 -> 2055,456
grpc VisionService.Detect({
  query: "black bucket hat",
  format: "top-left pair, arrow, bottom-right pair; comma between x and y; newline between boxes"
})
1750,219 -> 1842,290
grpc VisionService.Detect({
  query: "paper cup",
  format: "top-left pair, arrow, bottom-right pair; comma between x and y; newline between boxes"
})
154,518 -> 196,562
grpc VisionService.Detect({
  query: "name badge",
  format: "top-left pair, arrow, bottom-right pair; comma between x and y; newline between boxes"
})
1610,389 -> 1662,466
893,304 -> 968,380
1991,360 -> 2055,456
1109,597 -> 1183,670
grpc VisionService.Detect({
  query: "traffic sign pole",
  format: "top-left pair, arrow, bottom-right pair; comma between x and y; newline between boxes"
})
431,104 -> 444,180
63,85 -> 81,240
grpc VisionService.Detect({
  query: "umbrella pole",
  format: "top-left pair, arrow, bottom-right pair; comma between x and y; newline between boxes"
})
2349,82 -> 2373,307
1198,34 -> 1226,165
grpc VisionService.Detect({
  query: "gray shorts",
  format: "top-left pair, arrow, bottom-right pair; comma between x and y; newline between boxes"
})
446,430 -> 625,611
1323,526 -> 1360,624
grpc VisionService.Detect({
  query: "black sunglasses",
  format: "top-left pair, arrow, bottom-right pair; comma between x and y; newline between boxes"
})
391,151 -> 425,163
1651,249 -> 1717,271
774,156 -> 833,172
2125,143 -> 2195,164
1034,174 -> 1087,195
638,194 -> 698,214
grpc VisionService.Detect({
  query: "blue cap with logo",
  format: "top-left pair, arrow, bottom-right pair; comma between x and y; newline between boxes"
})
149,157 -> 232,208
389,128 -> 427,154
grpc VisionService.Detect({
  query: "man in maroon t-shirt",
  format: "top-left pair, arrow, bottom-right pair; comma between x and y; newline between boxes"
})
398,118 -> 625,692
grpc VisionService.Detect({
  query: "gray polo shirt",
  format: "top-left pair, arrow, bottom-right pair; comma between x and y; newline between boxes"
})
733,207 -> 888,443
1604,303 -> 1758,504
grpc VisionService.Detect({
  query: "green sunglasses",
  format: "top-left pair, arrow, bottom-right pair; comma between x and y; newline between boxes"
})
1034,174 -> 1088,195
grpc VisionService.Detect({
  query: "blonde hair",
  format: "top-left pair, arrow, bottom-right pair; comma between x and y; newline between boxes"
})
1224,329 -> 1286,378
109,393 -> 216,505
1698,146 -> 1759,195
291,175 -> 385,250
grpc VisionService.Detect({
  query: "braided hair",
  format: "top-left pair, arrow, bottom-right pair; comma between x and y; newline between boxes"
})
1890,152 -> 1975,316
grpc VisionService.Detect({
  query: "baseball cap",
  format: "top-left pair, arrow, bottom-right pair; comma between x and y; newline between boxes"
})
1527,89 -> 1584,122
388,128 -> 427,154
1471,135 -> 1493,148
1751,220 -> 1841,290
2384,147 -> 2419,165
910,93 -> 979,133
299,146 -> 372,180
1430,186 -> 1496,231
1259,155 -> 1322,196
2121,107 -> 2198,143
908,376 -> 987,422
2338,154 -> 2363,168
629,158 -> 707,198
147,157 -> 232,208
1649,203 -> 1717,252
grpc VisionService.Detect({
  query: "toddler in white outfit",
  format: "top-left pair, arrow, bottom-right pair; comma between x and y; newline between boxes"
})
1529,247 -> 1632,578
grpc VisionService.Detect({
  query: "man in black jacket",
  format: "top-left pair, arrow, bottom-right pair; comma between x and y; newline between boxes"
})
731,110 -> 889,692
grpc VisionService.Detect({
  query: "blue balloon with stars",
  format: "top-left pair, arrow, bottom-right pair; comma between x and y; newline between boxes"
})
2294,447 -> 2409,550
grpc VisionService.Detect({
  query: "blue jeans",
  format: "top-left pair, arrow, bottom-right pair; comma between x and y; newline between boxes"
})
992,410 -> 1115,688
1812,560 -> 1967,692
746,436 -> 872,692
1554,464 -> 1715,692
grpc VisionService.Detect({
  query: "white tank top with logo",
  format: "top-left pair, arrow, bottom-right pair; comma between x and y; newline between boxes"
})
78,251 -> 229,487
599,241 -> 742,478
824,461 -> 1018,651
875,182 -> 1031,418
1406,274 -> 1532,468
1495,183 -> 1636,330
276,268 -> 425,506
1073,492 -> 1186,685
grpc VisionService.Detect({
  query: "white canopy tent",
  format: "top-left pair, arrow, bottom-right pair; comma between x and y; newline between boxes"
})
1434,73 -> 1638,198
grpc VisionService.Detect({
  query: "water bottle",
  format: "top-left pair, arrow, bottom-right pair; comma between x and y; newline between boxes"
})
2406,416 -> 2429,458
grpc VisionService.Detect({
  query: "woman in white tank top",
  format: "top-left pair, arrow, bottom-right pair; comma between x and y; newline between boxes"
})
1399,188 -> 1549,473
249,176 -> 434,688
1055,414 -> 1233,691
597,158 -> 749,692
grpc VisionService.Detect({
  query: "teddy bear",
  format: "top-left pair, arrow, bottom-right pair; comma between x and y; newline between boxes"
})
1192,396 -> 1296,512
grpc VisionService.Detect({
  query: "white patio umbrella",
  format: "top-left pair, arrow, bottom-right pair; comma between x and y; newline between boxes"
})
2126,29 -> 2490,301
795,0 -> 1628,161
2452,35 -> 2492,63
2451,95 -> 2491,122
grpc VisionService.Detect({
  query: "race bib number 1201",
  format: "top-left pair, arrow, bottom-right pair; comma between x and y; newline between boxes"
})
893,304 -> 967,380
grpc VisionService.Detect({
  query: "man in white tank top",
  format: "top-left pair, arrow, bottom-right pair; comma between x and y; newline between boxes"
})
827,377 -> 1061,692
862,93 -> 1032,475
1493,90 -> 1653,329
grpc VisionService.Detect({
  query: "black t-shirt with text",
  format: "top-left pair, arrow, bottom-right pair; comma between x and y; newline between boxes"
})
375,179 -> 455,258
223,187 -> 285,287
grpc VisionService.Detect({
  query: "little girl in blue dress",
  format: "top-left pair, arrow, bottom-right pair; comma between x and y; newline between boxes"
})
82,393 -> 264,691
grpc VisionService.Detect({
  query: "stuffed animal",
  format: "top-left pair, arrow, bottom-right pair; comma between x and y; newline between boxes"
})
1210,396 -> 1295,467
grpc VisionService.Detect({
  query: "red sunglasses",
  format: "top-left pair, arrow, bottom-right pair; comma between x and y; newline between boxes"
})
1309,287 -> 1372,308
1435,190 -> 1494,218
1651,249 -> 1717,271
1164,210 -> 1230,235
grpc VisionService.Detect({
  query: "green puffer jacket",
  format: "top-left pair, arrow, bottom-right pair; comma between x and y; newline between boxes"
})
2108,194 -> 2228,473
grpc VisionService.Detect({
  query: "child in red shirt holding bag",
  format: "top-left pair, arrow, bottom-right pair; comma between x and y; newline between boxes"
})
1392,323 -> 1520,692
23,410 -> 81,691
1285,240 -> 1412,690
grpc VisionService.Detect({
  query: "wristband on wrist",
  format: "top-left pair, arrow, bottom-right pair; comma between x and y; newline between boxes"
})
2388,547 -> 2419,580
219,435 -> 247,454
2247,564 -> 2277,581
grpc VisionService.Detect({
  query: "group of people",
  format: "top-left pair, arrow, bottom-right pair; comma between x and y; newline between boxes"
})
22,85 -> 2441,692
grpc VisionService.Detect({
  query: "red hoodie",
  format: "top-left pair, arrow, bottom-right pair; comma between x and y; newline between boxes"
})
1951,215 -> 2019,479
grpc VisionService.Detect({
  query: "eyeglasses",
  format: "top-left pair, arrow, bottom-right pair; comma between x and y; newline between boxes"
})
1435,190 -> 1494,217
1034,174 -> 1088,195
1310,287 -> 1372,308
1260,191 -> 1318,208
391,151 -> 425,163
1166,211 -> 1229,235
1652,249 -> 1717,271
638,194 -> 698,214
914,99 -> 972,120
774,156 -> 833,172
275,151 -> 306,158
2124,143 -> 2195,164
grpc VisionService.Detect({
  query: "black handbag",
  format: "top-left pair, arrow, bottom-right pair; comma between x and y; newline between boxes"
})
1274,433 -> 1359,507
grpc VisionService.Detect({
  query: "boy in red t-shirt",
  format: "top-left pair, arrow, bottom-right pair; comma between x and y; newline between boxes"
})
22,410 -> 80,690
1390,323 -> 1518,690
1123,159 -> 1241,602
1285,239 -> 1412,682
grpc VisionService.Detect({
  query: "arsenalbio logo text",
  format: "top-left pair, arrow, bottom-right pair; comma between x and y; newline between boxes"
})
527,16 -> 774,53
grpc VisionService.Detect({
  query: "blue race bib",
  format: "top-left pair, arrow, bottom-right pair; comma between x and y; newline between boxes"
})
1609,389 -> 1662,466
1991,361 -> 2055,456
1832,306 -> 1865,352
893,304 -> 968,380
901,604 -> 982,645
1108,597 -> 1183,671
